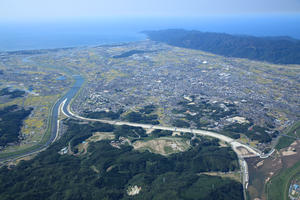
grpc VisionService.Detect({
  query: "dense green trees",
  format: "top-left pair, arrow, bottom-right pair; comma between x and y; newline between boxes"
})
84,110 -> 123,120
114,125 -> 147,138
224,123 -> 272,143
172,119 -> 190,128
0,88 -> 25,99
0,119 -> 243,200
0,105 -> 32,147
113,50 -> 149,58
150,129 -> 173,138
173,99 -> 238,129
123,111 -> 159,125
139,105 -> 156,114
144,29 -> 300,64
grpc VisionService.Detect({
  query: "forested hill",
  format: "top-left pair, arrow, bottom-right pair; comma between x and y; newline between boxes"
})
143,29 -> 300,64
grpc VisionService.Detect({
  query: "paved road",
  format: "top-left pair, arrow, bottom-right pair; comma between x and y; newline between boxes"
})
0,71 -> 269,197
64,99 -> 261,157
0,75 -> 84,163
63,98 -> 267,194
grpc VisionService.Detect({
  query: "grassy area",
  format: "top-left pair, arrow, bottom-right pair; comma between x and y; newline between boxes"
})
0,74 -> 75,160
199,172 -> 241,183
0,64 -> 76,161
0,96 -> 57,160
288,121 -> 300,138
275,137 -> 295,150
275,121 -> 300,150
37,71 -> 79,147
133,137 -> 190,156
101,69 -> 128,82
68,73 -> 86,114
266,160 -> 300,200
87,132 -> 115,142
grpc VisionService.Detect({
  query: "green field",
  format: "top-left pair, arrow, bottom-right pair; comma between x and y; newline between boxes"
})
266,161 -> 300,200
275,121 -> 300,150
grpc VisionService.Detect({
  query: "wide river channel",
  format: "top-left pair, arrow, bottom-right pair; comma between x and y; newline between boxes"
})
0,74 -> 84,162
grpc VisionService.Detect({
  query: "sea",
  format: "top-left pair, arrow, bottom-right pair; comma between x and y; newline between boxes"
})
0,14 -> 299,51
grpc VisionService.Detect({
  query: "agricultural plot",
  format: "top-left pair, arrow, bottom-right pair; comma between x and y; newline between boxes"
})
64,40 -> 299,154
0,51 -> 73,154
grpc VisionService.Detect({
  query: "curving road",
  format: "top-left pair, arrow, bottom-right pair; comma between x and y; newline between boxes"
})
62,96 -> 266,195
0,75 -> 84,163
0,72 -> 272,197
63,99 -> 262,158
61,89 -> 284,198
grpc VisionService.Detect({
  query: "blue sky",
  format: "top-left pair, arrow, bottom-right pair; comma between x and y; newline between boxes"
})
1,0 -> 300,21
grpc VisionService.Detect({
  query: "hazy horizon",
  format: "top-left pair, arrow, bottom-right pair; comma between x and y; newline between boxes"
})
0,15 -> 300,51
1,0 -> 300,22
0,0 -> 299,51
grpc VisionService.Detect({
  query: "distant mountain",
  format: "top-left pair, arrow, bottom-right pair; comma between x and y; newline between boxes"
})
143,29 -> 300,64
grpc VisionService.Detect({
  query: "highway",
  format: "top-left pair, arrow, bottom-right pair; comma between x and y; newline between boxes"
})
62,97 -> 267,195
0,75 -> 84,163
64,100 -> 261,158
0,72 -> 270,197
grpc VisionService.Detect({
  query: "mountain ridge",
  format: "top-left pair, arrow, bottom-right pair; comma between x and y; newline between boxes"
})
143,29 -> 300,64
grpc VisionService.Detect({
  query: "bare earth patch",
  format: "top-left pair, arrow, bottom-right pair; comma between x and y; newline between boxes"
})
235,146 -> 256,157
5,154 -> 36,168
73,132 -> 115,156
199,172 -> 241,183
127,185 -> 142,196
281,141 -> 298,156
246,140 -> 300,199
226,116 -> 250,124
172,131 -> 181,136
146,128 -> 154,134
133,137 -> 190,156
87,132 -> 115,142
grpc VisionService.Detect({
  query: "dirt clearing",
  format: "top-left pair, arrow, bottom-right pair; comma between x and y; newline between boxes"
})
133,137 -> 190,156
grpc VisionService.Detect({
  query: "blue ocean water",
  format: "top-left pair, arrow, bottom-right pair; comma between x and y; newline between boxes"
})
0,15 -> 299,51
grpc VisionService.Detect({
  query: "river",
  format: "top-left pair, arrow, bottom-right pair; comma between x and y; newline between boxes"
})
0,74 -> 85,162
